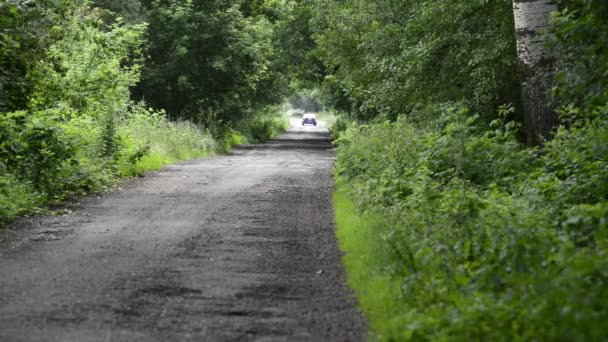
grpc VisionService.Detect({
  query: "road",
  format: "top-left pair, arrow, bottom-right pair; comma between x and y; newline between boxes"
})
0,119 -> 365,342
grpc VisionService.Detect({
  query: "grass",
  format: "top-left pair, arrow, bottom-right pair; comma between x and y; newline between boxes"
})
315,110 -> 337,128
333,189 -> 406,341
0,108 -> 288,226
118,118 -> 218,174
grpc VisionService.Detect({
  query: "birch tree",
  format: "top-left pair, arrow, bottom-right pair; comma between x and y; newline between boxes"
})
512,0 -> 559,145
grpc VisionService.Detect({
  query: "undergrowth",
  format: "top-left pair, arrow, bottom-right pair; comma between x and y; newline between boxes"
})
118,106 -> 217,175
0,104 -> 287,225
0,3 -> 288,226
334,104 -> 608,340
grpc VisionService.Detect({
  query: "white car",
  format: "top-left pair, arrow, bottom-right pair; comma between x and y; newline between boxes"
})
302,113 -> 317,126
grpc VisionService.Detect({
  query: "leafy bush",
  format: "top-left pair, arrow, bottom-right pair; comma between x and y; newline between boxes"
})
0,4 -> 217,225
551,0 -> 608,111
248,115 -> 289,142
334,104 -> 608,340
0,111 -> 76,196
235,105 -> 289,143
0,173 -> 42,224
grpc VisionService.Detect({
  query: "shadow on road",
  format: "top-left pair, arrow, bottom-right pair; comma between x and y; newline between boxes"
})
230,129 -> 333,153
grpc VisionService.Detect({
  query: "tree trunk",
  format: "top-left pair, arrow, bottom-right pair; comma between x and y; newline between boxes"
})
512,0 -> 559,145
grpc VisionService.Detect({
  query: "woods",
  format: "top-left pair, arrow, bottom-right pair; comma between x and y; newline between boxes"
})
1,0 -> 607,340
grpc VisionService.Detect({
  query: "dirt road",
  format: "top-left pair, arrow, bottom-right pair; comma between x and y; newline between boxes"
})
0,119 -> 365,341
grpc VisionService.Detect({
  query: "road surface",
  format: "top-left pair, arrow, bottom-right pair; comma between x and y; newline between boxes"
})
0,119 -> 365,341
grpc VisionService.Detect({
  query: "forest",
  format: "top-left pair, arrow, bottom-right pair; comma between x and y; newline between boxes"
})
2,0 -> 607,340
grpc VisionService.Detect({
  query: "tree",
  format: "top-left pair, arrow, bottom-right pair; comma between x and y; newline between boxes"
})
91,0 -> 145,24
310,0 -> 519,123
512,0 -> 559,145
134,0 -> 291,129
0,1 -> 68,112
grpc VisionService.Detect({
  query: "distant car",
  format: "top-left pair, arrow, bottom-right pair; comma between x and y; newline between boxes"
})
302,113 -> 317,126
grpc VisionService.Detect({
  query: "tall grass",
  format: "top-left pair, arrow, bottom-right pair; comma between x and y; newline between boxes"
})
118,109 -> 217,174
0,104 -> 290,225
333,190 -> 405,341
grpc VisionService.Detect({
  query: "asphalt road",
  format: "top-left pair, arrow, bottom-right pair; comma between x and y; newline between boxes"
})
0,118 -> 365,342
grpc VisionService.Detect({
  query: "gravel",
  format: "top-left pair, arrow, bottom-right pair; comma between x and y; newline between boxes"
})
0,121 -> 366,342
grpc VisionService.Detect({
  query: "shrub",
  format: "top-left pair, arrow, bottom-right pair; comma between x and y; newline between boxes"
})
0,173 -> 42,224
0,111 -> 77,197
334,103 -> 608,340
236,105 -> 289,143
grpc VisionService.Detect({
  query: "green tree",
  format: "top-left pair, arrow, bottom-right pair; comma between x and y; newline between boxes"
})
310,0 -> 520,123
0,1 -> 79,112
135,0 -> 291,130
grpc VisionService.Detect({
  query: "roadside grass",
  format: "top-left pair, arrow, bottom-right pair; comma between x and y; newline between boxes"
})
122,119 -> 218,174
333,189 -> 404,341
315,110 -> 337,128
0,107 -> 289,226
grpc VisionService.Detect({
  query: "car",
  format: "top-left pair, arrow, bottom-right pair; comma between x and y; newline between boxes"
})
302,113 -> 317,126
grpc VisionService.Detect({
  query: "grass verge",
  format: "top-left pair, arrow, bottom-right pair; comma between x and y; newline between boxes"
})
333,189 -> 405,341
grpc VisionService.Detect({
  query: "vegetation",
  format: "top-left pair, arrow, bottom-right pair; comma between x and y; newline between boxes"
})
316,0 -> 608,339
334,106 -> 607,340
1,0 -> 607,339
0,0 -> 290,224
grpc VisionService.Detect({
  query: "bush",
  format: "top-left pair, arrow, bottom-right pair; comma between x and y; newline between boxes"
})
0,173 -> 42,224
237,106 -> 289,142
0,111 -> 76,197
0,4 -> 223,226
334,103 -> 608,340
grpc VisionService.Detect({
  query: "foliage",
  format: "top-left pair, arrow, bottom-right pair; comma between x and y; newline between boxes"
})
274,0 -> 323,88
0,173 -> 42,225
135,0 -> 291,128
310,0 -> 520,122
0,2 -> 218,224
302,0 -> 608,338
243,106 -> 289,142
288,89 -> 323,113
92,0 -> 144,24
0,0 -> 80,112
334,103 -> 608,340
117,105 -> 217,175
551,0 -> 608,111
1,0 -> 294,225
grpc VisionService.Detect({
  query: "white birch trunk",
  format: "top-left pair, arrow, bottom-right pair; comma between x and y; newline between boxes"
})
512,0 -> 559,145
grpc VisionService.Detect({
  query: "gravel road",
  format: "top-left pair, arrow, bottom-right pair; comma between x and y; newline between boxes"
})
0,119 -> 365,342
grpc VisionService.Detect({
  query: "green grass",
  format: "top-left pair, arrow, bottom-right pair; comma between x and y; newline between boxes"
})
333,189 -> 406,341
118,117 -> 217,174
0,107 -> 288,226
315,110 -> 337,128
